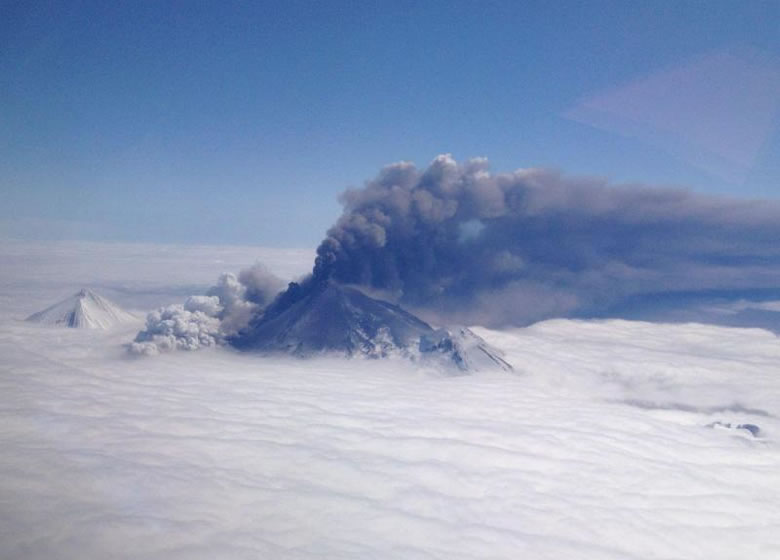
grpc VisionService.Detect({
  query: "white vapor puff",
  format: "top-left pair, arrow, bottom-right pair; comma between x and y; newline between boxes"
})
130,263 -> 284,355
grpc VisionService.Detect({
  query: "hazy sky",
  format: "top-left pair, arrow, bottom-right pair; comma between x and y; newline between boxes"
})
2,0 -> 779,246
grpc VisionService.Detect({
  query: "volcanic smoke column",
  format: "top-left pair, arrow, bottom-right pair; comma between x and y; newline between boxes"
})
307,154 -> 780,327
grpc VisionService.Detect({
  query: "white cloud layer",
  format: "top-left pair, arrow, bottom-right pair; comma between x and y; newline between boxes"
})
2,242 -> 779,559
3,322 -> 780,558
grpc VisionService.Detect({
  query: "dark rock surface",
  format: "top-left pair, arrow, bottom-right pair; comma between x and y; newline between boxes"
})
230,279 -> 513,372
231,279 -> 433,357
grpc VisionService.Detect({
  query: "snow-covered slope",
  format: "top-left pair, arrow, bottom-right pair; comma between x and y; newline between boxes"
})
232,280 -> 433,356
231,280 -> 512,371
25,289 -> 137,329
420,327 -> 514,372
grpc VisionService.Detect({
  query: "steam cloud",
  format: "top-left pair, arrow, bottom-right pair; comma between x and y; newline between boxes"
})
130,264 -> 283,355
311,154 -> 780,326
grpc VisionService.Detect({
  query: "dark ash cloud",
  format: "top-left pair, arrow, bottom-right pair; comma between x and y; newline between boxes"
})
311,154 -> 780,327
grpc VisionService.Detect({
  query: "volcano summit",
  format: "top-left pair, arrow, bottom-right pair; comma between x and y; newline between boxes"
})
230,278 -> 512,372
231,278 -> 430,357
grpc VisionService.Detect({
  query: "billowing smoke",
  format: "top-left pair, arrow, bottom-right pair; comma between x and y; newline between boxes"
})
310,154 -> 780,326
130,296 -> 224,355
206,263 -> 284,335
130,263 -> 284,355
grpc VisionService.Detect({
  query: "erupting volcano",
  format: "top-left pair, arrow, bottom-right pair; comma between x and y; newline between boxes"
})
231,273 -> 512,372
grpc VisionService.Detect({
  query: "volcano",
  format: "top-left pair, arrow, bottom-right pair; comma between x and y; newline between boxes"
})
230,279 -> 512,371
26,289 -> 137,329
231,279 -> 431,357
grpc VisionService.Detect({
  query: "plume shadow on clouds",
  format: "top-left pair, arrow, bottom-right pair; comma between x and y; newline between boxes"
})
312,155 -> 780,327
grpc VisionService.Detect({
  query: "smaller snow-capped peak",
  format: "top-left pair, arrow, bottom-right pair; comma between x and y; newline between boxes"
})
26,289 -> 137,329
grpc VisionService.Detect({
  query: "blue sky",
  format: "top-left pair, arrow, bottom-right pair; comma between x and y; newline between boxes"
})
2,0 -> 779,246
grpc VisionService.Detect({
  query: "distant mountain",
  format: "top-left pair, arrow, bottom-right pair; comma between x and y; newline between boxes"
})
230,279 -> 512,372
26,289 -> 137,329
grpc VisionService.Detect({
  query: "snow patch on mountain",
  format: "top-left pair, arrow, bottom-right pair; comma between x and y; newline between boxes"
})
419,327 -> 514,372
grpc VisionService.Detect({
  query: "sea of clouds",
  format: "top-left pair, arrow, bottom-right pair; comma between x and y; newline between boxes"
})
1,240 -> 779,559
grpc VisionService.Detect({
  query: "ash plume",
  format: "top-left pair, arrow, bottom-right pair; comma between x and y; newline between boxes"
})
130,263 -> 284,355
308,154 -> 780,327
